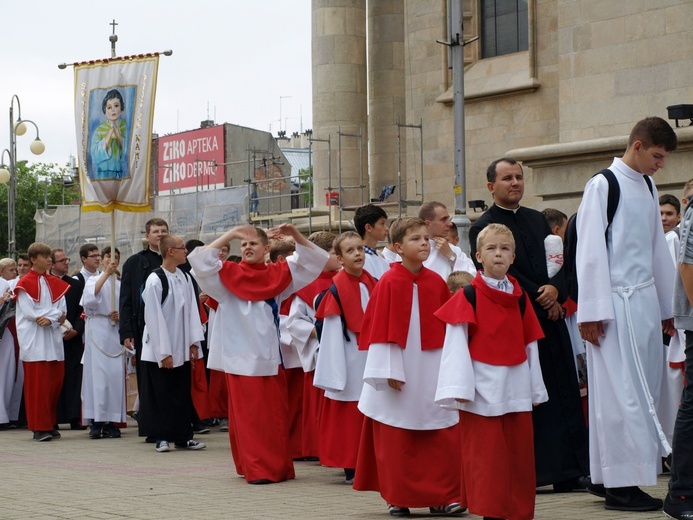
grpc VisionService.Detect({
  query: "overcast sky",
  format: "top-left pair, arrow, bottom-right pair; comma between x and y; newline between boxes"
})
0,0 -> 312,168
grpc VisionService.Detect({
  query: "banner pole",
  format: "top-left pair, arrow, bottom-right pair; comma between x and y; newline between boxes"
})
110,210 -> 117,326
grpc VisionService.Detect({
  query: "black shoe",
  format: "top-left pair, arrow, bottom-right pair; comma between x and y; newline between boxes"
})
70,420 -> 87,430
605,486 -> 663,511
102,423 -> 121,438
33,431 -> 52,442
344,468 -> 355,484
553,475 -> 589,493
145,436 -> 156,443
248,479 -> 273,485
388,505 -> 410,517
50,429 -> 61,439
586,480 -> 607,498
664,494 -> 693,519
192,423 -> 210,434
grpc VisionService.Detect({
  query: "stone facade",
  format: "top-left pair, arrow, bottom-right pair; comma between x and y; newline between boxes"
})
312,0 -> 693,223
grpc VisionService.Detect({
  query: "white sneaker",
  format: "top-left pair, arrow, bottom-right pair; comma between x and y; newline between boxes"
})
219,418 -> 229,432
155,440 -> 170,452
175,439 -> 206,450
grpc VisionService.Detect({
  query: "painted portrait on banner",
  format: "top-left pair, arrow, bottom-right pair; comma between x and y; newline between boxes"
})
87,86 -> 135,181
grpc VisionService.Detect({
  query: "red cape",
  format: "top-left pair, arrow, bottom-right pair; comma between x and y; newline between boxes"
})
218,260 -> 292,302
435,272 -> 544,365
14,270 -> 70,303
294,270 -> 338,310
359,263 -> 449,351
315,269 -> 377,346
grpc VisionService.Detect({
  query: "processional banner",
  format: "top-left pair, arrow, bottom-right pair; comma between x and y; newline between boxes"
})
73,55 -> 159,212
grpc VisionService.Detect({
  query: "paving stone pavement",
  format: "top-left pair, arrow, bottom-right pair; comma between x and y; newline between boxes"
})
0,419 -> 671,519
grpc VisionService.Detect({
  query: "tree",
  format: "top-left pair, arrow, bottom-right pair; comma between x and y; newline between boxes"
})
0,162 -> 80,257
297,166 -> 313,207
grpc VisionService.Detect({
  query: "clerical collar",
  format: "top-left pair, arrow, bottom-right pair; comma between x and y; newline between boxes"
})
480,273 -> 512,293
364,245 -> 377,256
494,203 -> 521,214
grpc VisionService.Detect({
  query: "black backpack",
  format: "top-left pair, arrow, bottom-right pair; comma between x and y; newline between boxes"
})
563,168 -> 653,302
313,284 -> 350,342
140,267 -> 193,306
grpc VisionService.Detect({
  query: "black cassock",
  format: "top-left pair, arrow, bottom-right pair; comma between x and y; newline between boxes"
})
470,204 -> 589,487
56,274 -> 85,425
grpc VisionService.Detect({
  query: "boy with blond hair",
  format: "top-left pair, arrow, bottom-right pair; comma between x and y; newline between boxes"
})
436,223 -> 547,520
314,231 -> 377,483
188,224 -> 329,484
354,218 -> 462,516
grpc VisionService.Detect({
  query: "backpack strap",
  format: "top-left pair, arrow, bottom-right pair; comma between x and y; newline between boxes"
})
463,283 -> 525,318
152,267 -> 169,305
328,284 -> 351,343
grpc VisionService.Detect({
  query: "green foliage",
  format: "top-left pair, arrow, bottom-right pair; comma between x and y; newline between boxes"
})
0,162 -> 80,257
298,166 -> 313,207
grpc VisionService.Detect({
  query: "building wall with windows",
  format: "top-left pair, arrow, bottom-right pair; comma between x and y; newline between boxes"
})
313,0 -> 693,221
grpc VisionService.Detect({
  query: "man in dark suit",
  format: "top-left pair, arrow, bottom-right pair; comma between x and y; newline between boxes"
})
51,248 -> 85,430
469,158 -> 590,492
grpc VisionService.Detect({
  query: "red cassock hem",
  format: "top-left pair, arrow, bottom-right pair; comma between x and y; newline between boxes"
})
208,369 -> 228,417
302,370 -> 324,458
225,373 -> 295,483
319,399 -> 364,468
353,417 -> 462,508
459,411 -> 536,520
191,359 -> 210,420
23,360 -> 64,431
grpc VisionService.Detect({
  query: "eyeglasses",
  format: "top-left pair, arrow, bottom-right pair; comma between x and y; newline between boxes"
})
54,258 -> 70,263
87,254 -> 101,258
169,247 -> 186,250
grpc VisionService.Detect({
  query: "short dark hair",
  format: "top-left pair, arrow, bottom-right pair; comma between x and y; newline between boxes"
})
185,239 -> 204,253
145,218 -> 169,234
50,248 -> 65,263
660,193 -> 681,214
628,116 -> 677,152
102,89 -> 124,114
486,157 -> 523,183
353,204 -> 387,238
79,243 -> 99,260
17,253 -> 29,263
418,201 -> 446,222
542,208 -> 568,230
101,246 -> 121,257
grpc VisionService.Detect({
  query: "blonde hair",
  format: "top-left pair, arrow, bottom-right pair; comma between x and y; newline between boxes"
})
476,223 -> 515,252
447,270 -> 474,294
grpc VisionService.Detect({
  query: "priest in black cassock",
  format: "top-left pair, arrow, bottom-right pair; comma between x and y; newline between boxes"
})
469,158 -> 589,491
51,248 -> 86,430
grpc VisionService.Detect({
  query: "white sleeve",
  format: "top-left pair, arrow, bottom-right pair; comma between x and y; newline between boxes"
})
451,244 -> 477,276
279,242 -> 330,301
286,296 -> 319,372
187,246 -> 229,303
435,323 -> 475,408
362,342 -> 406,391
526,340 -> 548,405
314,315 -> 348,393
142,274 -> 172,364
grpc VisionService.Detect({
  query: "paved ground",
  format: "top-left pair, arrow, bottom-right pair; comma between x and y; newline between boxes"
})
0,419 -> 671,519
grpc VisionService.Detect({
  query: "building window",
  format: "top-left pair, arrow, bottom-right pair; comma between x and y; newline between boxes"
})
481,0 -> 528,59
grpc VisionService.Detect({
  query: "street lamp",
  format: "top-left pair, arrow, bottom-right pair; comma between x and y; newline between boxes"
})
0,95 -> 45,259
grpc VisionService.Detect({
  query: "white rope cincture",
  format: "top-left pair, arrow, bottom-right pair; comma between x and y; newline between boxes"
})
86,316 -> 126,359
613,278 -> 671,454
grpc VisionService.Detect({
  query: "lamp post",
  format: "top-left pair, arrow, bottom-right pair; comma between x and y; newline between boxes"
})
0,95 -> 45,259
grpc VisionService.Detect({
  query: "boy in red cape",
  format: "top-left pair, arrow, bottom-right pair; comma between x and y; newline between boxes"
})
286,231 -> 340,460
435,223 -> 547,520
354,218 -> 464,517
188,224 -> 328,484
314,231 -> 377,484
14,242 -> 69,442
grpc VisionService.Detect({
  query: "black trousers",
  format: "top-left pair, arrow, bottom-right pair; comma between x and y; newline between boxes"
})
669,330 -> 693,496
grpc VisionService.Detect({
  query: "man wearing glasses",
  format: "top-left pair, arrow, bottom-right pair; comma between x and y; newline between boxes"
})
51,248 -> 86,431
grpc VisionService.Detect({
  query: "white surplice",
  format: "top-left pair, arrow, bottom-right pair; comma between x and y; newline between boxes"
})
576,157 -> 675,487
188,242 -> 329,376
313,283 -> 370,401
80,275 -> 127,423
358,284 -> 458,430
140,268 -> 204,368
16,277 -> 66,362
363,251 -> 390,280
